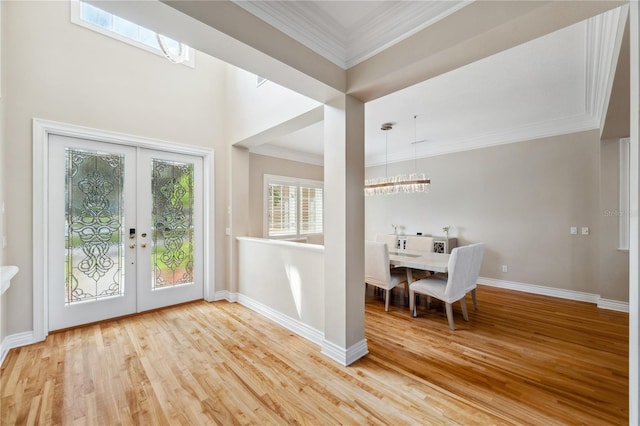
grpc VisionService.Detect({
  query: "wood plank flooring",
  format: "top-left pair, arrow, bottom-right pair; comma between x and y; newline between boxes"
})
1,285 -> 628,425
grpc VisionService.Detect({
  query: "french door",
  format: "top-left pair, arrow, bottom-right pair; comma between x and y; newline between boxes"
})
48,134 -> 203,330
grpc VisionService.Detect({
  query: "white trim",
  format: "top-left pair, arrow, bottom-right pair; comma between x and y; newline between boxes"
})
70,0 -> 195,68
0,266 -> 18,296
321,338 -> 369,366
629,2 -> 639,422
597,298 -> 629,313
477,277 -> 600,304
620,138 -> 630,250
1,332 -> 35,367
236,293 -> 324,346
365,113 -> 599,167
211,290 -> 235,302
585,5 -> 628,132
32,118 -> 214,342
479,278 -> 629,313
233,0 -> 470,69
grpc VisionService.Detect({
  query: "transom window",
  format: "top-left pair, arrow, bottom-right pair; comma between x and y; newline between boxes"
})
264,175 -> 323,239
70,0 -> 195,67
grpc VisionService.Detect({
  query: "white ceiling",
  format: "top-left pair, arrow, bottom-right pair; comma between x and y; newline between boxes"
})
233,0 -> 471,69
243,3 -> 626,167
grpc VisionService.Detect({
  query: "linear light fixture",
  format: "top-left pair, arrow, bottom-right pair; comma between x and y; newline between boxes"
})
364,118 -> 430,196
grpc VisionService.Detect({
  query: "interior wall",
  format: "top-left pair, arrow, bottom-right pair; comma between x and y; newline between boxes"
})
3,1 -> 229,335
599,139 -> 631,302
224,66 -> 321,144
0,0 -> 6,342
365,129 -> 625,299
248,153 -> 324,237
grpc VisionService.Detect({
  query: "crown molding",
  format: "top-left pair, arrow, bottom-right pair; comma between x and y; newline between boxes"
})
585,5 -> 629,130
346,1 -> 471,68
365,113 -> 599,166
232,0 -> 470,69
233,1 -> 347,67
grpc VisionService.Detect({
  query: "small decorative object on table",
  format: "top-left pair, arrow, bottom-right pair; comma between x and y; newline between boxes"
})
392,224 -> 398,235
443,225 -> 450,239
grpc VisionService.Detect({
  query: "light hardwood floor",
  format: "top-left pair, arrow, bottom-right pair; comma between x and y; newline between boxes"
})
1,285 -> 628,425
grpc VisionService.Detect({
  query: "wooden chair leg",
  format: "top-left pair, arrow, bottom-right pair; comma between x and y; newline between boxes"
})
426,295 -> 432,310
471,289 -> 478,310
445,303 -> 455,330
460,298 -> 469,321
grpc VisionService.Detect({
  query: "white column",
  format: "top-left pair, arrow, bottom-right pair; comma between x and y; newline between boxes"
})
321,94 -> 368,365
629,1 -> 639,423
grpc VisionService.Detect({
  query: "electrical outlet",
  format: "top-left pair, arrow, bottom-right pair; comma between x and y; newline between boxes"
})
581,227 -> 589,235
501,265 -> 508,273
570,227 -> 578,235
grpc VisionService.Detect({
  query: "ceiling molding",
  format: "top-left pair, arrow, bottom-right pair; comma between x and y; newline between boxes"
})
250,144 -> 324,167
232,0 -> 470,69
585,5 -> 629,130
233,1 -> 347,68
345,1 -> 470,68
365,114 -> 600,166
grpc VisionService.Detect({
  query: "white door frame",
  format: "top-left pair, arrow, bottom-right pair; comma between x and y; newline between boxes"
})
33,118 -> 215,341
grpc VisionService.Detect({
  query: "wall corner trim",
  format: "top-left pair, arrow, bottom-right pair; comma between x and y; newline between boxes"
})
321,338 -> 369,367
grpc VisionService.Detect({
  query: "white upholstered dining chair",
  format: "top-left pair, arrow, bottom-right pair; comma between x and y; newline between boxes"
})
409,243 -> 485,330
365,241 -> 408,312
376,234 -> 399,250
404,236 -> 434,280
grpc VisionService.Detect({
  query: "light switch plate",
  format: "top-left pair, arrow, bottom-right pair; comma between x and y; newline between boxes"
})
581,227 -> 589,235
570,227 -> 578,235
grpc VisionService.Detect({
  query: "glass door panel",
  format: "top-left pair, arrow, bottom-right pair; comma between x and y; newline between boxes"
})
49,135 -> 137,330
137,150 -> 203,312
48,136 -> 204,330
151,159 -> 195,289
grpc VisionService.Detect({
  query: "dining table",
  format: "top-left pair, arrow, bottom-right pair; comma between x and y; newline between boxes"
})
388,249 -> 450,283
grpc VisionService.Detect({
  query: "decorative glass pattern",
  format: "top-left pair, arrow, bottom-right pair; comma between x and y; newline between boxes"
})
151,159 -> 194,289
65,148 -> 125,304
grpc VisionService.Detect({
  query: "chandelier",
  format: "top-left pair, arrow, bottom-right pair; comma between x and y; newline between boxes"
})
364,117 -> 430,196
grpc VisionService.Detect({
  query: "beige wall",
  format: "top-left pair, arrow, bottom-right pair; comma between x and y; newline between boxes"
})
224,67 -> 321,144
0,0 -> 6,342
366,129 -> 628,300
248,153 -> 323,237
599,139 -> 630,301
3,1 -> 229,334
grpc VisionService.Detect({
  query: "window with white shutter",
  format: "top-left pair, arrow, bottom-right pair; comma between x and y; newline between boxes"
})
264,175 -> 323,239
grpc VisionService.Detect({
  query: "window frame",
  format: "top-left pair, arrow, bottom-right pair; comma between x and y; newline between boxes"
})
263,174 -> 323,240
70,0 -> 195,68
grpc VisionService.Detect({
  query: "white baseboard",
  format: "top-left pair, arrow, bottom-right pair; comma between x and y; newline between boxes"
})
236,293 -> 324,346
478,277 -> 629,312
1,331 -> 36,367
598,298 -> 630,312
210,290 -> 236,302
321,338 -> 369,366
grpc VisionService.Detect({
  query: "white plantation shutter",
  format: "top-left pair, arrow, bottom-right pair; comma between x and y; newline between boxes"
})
265,176 -> 323,239
268,183 -> 297,237
300,186 -> 323,234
